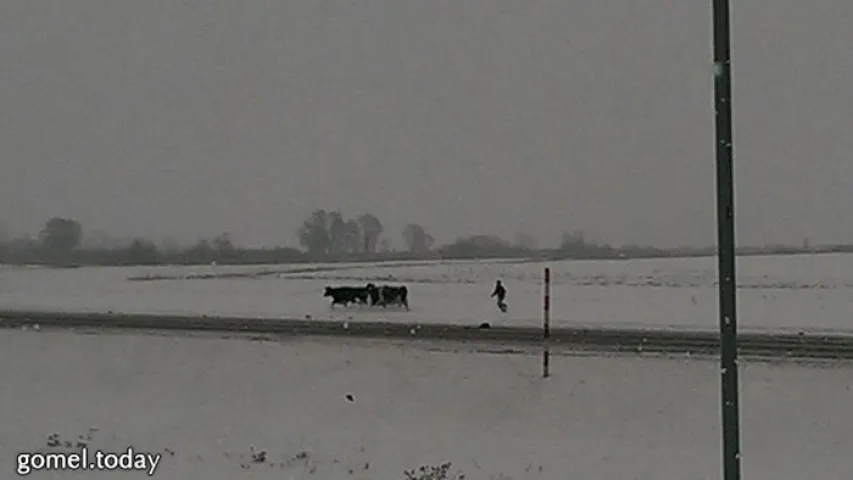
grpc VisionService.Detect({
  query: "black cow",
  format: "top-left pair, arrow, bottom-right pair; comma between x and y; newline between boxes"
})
366,283 -> 409,311
323,286 -> 370,308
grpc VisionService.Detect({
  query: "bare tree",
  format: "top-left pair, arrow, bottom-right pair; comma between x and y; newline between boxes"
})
402,223 -> 435,254
297,209 -> 331,254
327,211 -> 347,254
39,217 -> 83,254
357,213 -> 383,253
212,232 -> 235,253
343,220 -> 361,253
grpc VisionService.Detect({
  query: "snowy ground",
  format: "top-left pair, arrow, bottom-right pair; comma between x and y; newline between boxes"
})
2,253 -> 853,332
2,329 -> 853,479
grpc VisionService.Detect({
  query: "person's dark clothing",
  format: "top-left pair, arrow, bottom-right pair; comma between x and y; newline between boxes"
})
491,283 -> 506,301
491,281 -> 507,312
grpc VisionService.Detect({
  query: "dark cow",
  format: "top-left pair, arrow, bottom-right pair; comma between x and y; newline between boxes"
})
366,283 -> 409,311
323,286 -> 370,308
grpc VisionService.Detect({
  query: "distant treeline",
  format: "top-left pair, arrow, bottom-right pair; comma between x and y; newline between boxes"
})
1,214 -> 852,267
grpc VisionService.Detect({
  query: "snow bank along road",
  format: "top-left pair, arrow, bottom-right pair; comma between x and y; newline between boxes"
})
3,309 -> 853,359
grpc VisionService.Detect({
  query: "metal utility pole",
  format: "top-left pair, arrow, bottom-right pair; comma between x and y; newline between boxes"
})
712,1 -> 742,479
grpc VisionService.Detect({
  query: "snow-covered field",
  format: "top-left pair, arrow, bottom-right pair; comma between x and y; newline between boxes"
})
2,253 -> 853,332
2,329 -> 853,479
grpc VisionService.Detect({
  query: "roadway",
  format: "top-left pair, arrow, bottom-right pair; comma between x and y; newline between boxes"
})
2,309 -> 853,360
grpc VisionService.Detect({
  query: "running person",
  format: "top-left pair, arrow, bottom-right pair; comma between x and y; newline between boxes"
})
491,280 -> 507,312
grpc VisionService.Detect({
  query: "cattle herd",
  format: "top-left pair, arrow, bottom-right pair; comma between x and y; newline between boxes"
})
323,283 -> 409,311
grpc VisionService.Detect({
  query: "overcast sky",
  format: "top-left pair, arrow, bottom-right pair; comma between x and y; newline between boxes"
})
1,1 -> 851,248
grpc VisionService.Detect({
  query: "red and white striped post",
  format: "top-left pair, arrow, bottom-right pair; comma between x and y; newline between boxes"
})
543,267 -> 551,378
